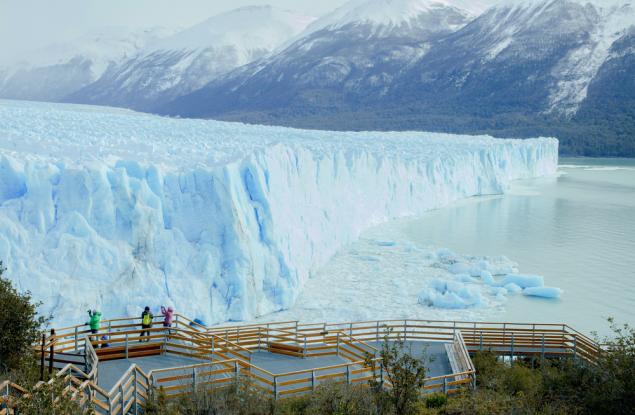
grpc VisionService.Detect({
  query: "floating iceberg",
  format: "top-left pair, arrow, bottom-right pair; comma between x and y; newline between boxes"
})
0,100 -> 558,325
497,274 -> 545,289
523,287 -> 563,299
418,279 -> 483,309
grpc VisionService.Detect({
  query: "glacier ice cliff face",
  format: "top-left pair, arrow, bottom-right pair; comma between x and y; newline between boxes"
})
0,100 -> 558,325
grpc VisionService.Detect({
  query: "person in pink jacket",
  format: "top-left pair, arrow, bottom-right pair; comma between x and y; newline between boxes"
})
161,306 -> 174,329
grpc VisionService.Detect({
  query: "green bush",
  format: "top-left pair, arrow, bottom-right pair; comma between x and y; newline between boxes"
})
425,393 -> 447,409
0,263 -> 48,375
16,376 -> 87,415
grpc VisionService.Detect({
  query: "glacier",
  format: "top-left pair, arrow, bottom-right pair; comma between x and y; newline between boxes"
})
0,100 -> 558,325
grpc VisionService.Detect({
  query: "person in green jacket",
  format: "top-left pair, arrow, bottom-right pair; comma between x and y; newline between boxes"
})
86,309 -> 102,346
86,309 -> 102,333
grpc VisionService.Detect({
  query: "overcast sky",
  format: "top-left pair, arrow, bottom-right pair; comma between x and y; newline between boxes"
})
0,0 -> 348,63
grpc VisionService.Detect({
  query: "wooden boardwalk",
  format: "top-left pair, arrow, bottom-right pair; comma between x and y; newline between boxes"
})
1,315 -> 599,414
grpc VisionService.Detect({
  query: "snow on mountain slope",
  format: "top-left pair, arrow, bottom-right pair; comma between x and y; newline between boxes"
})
65,6 -> 315,111
0,100 -> 557,325
0,27 -> 171,102
308,0 -> 486,29
463,0 -> 635,116
546,1 -> 635,115
162,0 -> 477,118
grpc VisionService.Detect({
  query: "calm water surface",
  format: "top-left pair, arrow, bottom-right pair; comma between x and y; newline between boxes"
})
391,158 -> 635,335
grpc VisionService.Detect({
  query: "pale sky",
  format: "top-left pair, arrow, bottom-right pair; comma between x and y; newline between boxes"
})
0,0 -> 348,63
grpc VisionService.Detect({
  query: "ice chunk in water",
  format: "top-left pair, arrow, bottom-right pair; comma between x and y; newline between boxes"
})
523,287 -> 562,298
497,274 -> 544,288
480,270 -> 496,285
418,279 -> 483,309
504,283 -> 522,294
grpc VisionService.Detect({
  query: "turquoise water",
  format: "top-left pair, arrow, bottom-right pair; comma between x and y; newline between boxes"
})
392,158 -> 635,336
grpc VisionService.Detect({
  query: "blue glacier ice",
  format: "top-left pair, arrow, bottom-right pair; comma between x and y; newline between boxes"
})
0,100 -> 559,325
523,287 -> 563,299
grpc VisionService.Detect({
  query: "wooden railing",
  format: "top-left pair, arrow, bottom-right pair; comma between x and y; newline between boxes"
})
4,316 -> 600,414
290,319 -> 599,364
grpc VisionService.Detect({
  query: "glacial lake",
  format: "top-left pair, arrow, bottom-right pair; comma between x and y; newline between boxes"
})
390,157 -> 635,336
264,158 -> 635,338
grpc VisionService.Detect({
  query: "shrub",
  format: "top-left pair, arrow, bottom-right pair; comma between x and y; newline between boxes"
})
0,263 -> 48,375
366,330 -> 429,415
425,393 -> 447,409
16,376 -> 87,415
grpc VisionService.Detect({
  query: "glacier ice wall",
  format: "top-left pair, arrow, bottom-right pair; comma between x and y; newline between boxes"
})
0,100 -> 558,325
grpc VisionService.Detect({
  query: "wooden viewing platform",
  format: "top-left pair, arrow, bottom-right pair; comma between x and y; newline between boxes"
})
0,316 -> 600,415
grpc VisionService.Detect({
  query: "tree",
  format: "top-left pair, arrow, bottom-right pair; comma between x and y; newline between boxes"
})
584,318 -> 635,414
366,329 -> 429,415
0,262 -> 48,374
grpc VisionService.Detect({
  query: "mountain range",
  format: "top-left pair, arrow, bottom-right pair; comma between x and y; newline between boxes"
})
1,0 -> 634,156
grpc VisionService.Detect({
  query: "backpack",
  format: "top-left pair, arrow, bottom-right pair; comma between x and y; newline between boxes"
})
142,312 -> 152,326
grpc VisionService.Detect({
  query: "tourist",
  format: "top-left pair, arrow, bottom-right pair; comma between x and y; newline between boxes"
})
161,306 -> 174,330
86,309 -> 102,345
139,306 -> 153,342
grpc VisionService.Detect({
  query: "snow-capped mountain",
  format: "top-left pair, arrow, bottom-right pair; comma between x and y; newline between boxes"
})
162,0 -> 635,156
0,27 -> 170,102
161,0 -> 480,118
399,0 -> 635,117
65,6 -> 315,111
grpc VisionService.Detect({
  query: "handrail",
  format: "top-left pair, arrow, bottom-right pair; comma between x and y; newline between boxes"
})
208,332 -> 253,356
12,315 -> 601,414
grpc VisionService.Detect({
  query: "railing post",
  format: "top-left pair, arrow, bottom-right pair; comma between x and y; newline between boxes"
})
133,369 -> 139,415
119,383 -> 125,415
349,322 -> 353,337
40,333 -> 46,381
125,334 -> 129,359
211,336 -> 215,361
273,376 -> 278,400
234,360 -> 239,393
510,333 -> 515,365
404,320 -> 408,340
376,321 -> 380,342
346,365 -> 351,384
443,378 -> 448,395
258,328 -> 261,351
541,333 -> 545,364
48,328 -> 55,375
74,327 -> 79,351
193,367 -> 198,391
311,370 -> 316,391
304,336 -> 307,357
479,331 -> 483,351
236,328 -> 239,345
84,340 -> 89,373
573,335 -> 577,360
336,333 -> 340,356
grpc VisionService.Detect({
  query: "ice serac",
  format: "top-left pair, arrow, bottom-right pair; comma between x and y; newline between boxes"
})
0,101 -> 558,325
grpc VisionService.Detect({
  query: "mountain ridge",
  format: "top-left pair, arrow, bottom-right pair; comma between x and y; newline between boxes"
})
159,0 -> 635,156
